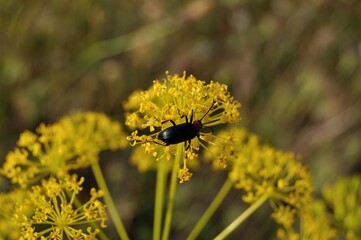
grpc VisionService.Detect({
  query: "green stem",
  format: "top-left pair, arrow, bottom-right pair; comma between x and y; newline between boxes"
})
161,144 -> 183,240
214,194 -> 269,240
153,159 -> 167,240
91,161 -> 130,240
187,178 -> 233,240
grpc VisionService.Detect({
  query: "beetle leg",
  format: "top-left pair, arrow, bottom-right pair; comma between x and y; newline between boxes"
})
201,126 -> 214,134
178,114 -> 189,123
196,134 -> 202,142
161,119 -> 176,126
176,107 -> 191,123
185,140 -> 191,150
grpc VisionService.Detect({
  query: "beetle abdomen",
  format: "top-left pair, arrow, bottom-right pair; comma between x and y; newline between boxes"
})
157,123 -> 198,145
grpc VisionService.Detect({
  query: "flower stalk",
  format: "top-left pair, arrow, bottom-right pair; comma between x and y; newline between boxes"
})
91,160 -> 130,240
153,159 -> 167,240
214,194 -> 269,240
187,178 -> 233,240
161,143 -> 183,240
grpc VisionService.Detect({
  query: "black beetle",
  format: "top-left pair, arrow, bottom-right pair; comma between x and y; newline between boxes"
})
155,102 -> 214,149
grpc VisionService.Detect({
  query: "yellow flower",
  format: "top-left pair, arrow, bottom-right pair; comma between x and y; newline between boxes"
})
0,112 -> 127,188
0,189 -> 28,240
205,127 -> 313,234
124,72 -> 240,181
178,166 -> 193,183
323,175 -> 361,240
272,205 -> 297,229
298,199 -> 337,240
129,146 -> 172,173
204,127 -> 255,169
13,174 -> 107,239
276,228 -> 299,240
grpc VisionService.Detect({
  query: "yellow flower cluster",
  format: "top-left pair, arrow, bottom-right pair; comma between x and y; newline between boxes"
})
205,127 -> 313,234
1,112 -> 127,188
129,147 -> 172,173
323,175 -> 361,240
124,72 -> 240,181
296,200 -> 337,240
13,174 -> 106,240
0,189 -> 28,240
279,175 -> 361,240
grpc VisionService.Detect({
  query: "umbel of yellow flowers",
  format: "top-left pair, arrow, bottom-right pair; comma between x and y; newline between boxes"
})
0,112 -> 128,239
124,72 -> 241,182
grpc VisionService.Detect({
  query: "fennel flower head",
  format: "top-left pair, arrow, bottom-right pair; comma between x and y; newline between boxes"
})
124,72 -> 241,182
0,189 -> 28,240
0,112 -> 127,188
205,127 -> 313,236
13,174 -> 107,240
322,175 -> 361,240
298,200 -> 337,240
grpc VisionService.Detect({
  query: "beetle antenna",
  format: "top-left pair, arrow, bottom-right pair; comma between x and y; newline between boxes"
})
199,100 -> 215,121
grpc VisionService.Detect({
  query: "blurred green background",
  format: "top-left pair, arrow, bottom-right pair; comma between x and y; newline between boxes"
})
1,0 -> 360,239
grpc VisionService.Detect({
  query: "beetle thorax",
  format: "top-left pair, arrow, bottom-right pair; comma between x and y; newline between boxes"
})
193,120 -> 203,132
